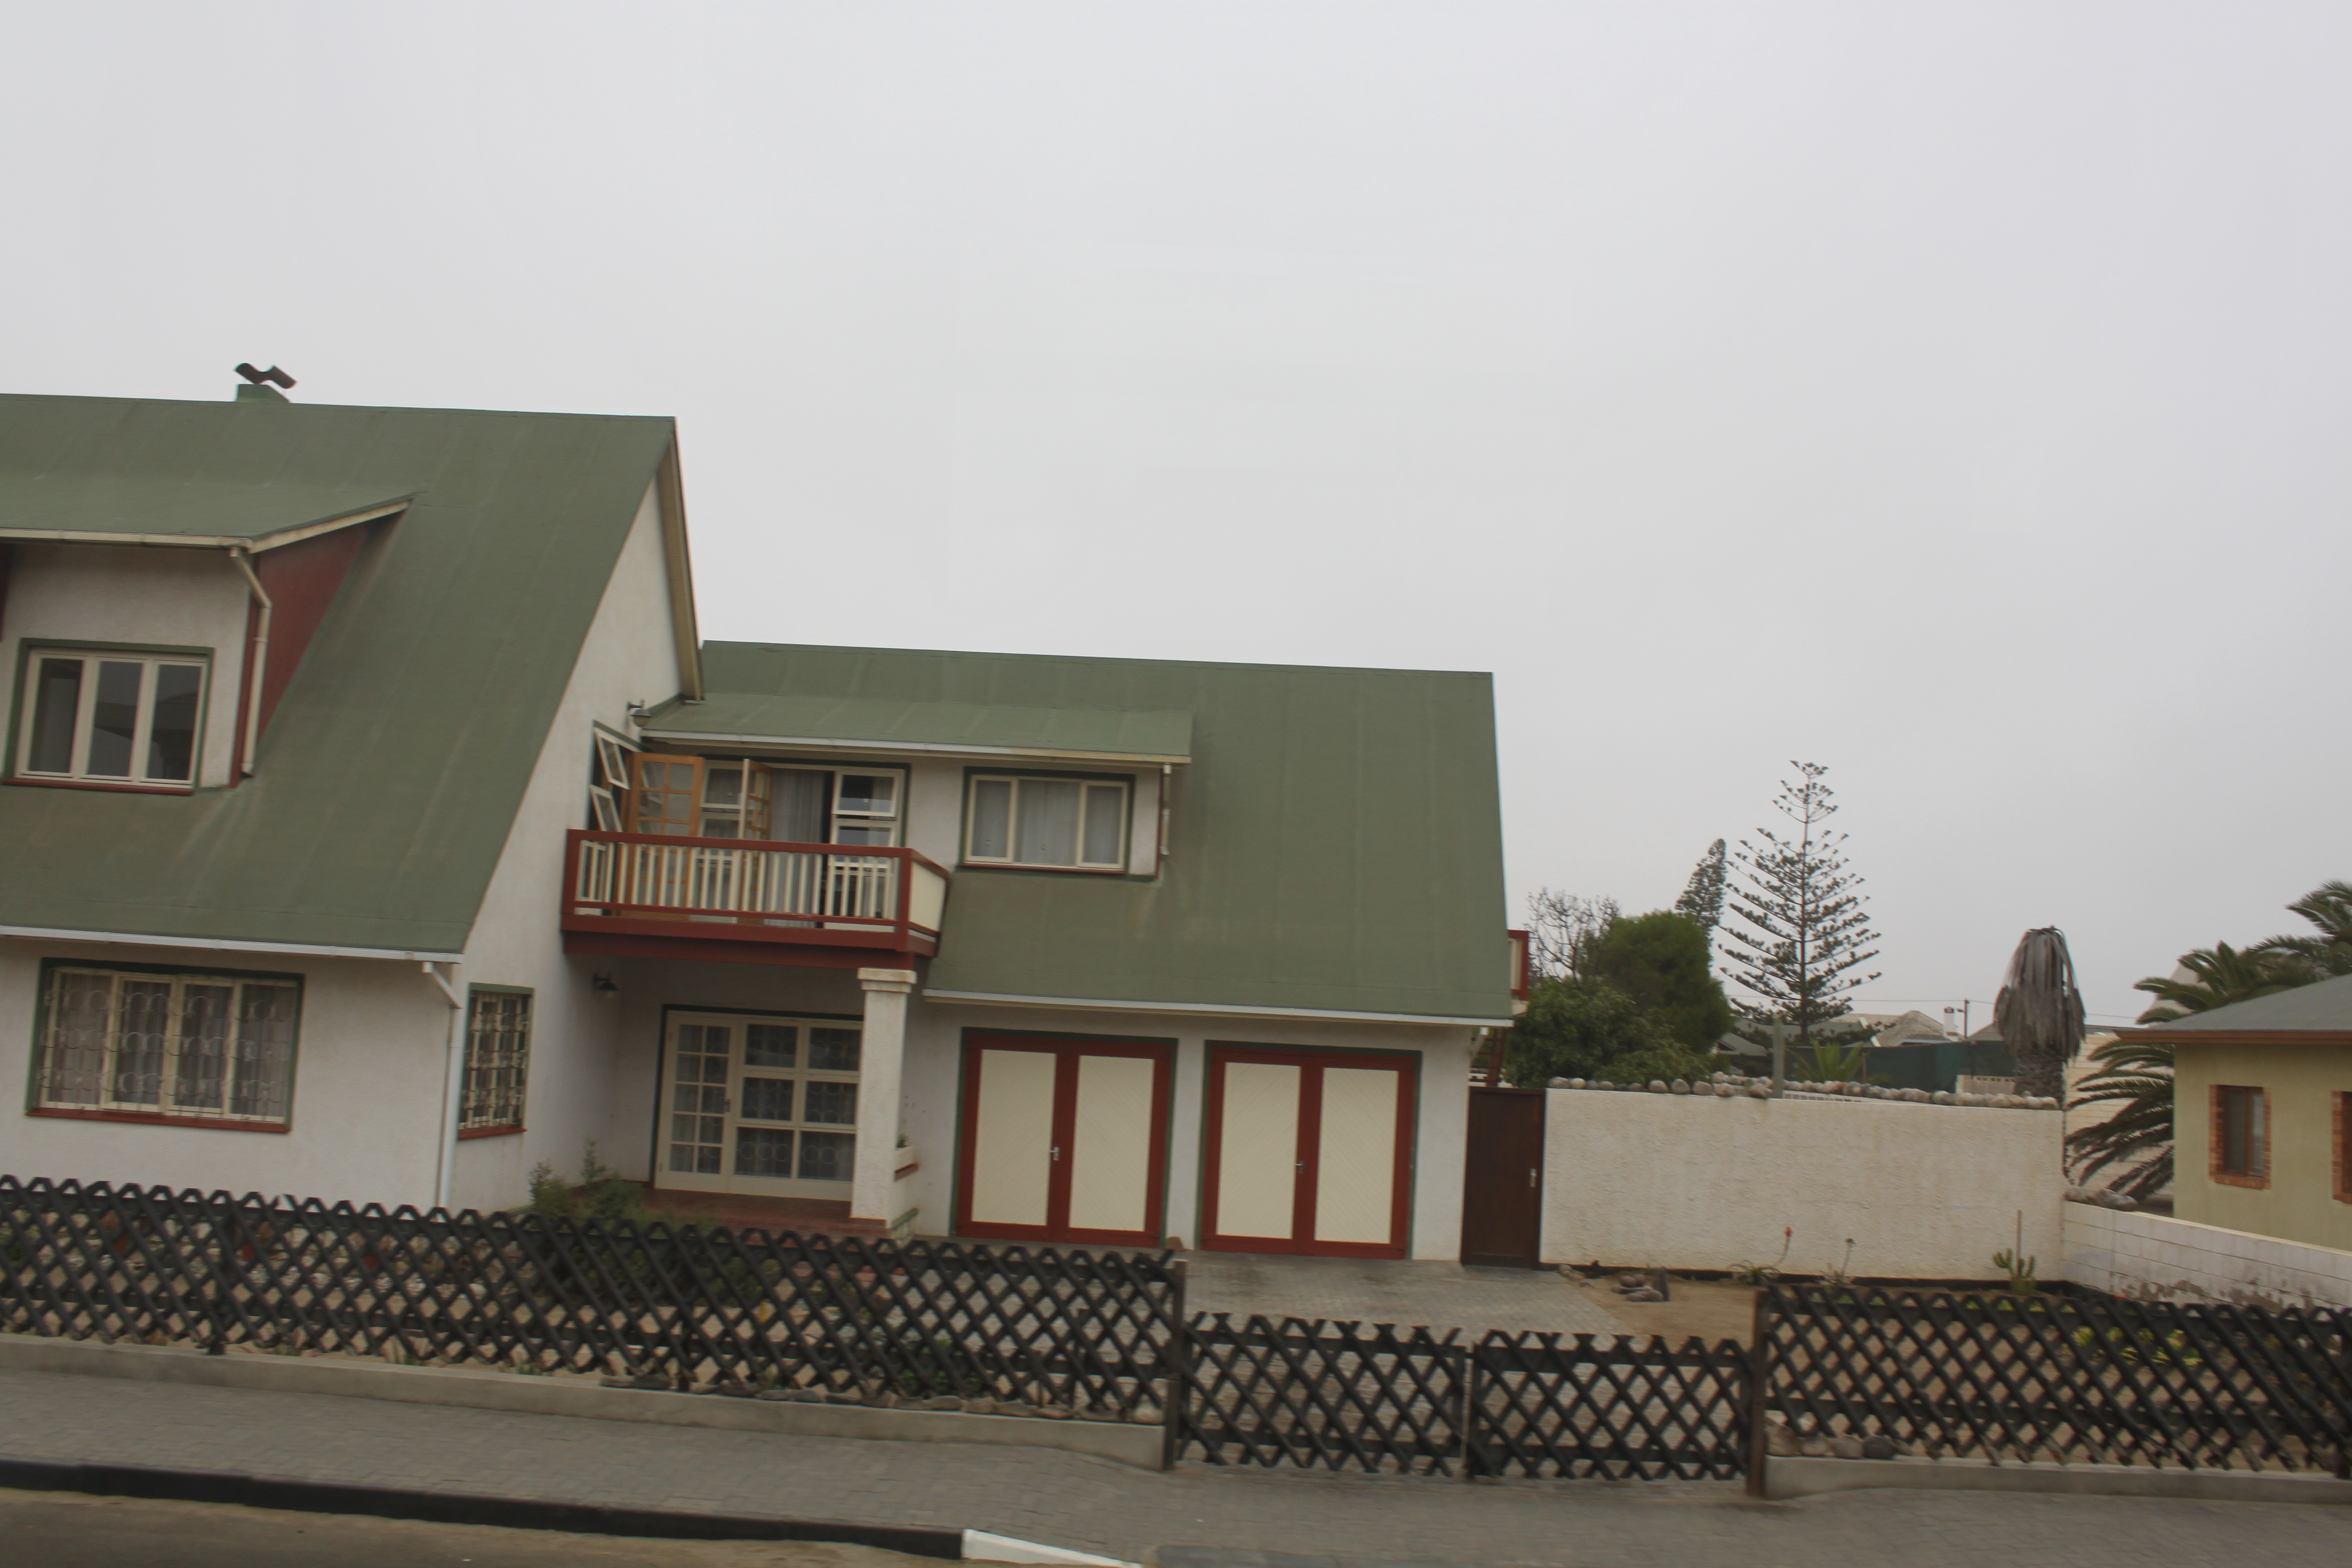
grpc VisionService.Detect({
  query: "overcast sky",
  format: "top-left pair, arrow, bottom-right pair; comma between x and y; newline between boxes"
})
6,3 -> 2347,1025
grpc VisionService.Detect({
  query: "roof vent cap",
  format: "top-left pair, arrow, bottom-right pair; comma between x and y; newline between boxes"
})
234,363 -> 296,401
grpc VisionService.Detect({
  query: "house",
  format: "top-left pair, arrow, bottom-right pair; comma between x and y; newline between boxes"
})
0,385 -> 1515,1260
2126,973 -> 2352,1253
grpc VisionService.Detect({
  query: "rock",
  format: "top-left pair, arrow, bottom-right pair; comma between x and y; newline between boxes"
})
1714,1083 -> 1734,1097
711,1380 -> 757,1398
1798,1432 -> 1832,1457
1128,1406 -> 1162,1424
1828,1434 -> 1866,1460
1765,1421 -> 1802,1457
919,1395 -> 964,1411
1567,1078 -> 1587,1090
1931,1091 -> 1954,1105
1671,1079 -> 1691,1094
1622,1287 -> 1665,1302
783,1388 -> 829,1403
603,1372 -> 672,1390
1861,1434 -> 1899,1461
1035,1404 -> 1074,1420
963,1397 -> 997,1416
1648,1079 -> 1668,1092
997,1401 -> 1036,1418
1594,1080 -> 1613,1091
2095,1189 -> 2139,1211
1549,1077 -> 1572,1087
1747,1082 -> 1771,1098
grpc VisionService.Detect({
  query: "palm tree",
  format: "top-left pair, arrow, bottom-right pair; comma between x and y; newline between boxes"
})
1994,927 -> 2085,1100
2066,879 -> 2348,1200
2253,879 -> 2352,978
2063,1035 -> 2175,1200
2130,940 -> 2305,1022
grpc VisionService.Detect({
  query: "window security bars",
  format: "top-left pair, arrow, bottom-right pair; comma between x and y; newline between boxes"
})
460,994 -> 532,1132
1759,1285 -> 2352,1476
1175,1316 -> 1750,1478
0,1177 -> 1181,1419
34,969 -> 297,1126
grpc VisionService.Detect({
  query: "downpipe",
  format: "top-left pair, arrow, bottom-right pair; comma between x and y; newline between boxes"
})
421,961 -> 465,1212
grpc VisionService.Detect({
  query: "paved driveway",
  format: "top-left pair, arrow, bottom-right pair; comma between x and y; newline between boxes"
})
1180,1253 -> 1619,1335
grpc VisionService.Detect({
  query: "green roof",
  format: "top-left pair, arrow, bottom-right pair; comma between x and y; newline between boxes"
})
644,690 -> 1191,762
0,471 -> 417,547
0,393 -> 676,955
2147,973 -> 2352,1034
699,643 -> 1513,1022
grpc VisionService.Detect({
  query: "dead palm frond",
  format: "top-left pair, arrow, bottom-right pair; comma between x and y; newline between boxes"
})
1994,928 -> 2085,1100
2065,1036 -> 2174,1200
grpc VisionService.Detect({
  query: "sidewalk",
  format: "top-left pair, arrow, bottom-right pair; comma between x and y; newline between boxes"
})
5,1366 -> 2348,1566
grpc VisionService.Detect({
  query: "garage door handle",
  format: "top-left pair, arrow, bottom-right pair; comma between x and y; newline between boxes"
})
1051,1146 -> 1060,1161
1528,1168 -> 1537,1188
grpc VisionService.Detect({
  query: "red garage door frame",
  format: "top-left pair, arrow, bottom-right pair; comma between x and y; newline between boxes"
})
1199,1043 -> 1418,1260
952,1032 -> 1175,1249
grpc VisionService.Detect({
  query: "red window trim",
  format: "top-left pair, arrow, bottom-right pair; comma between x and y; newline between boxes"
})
457,1124 -> 525,1141
29,1106 -> 287,1134
2333,1092 -> 2350,1204
2208,1084 -> 2271,1189
6,777 -> 195,796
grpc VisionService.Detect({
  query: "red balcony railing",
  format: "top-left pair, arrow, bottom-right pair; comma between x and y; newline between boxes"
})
561,830 -> 949,958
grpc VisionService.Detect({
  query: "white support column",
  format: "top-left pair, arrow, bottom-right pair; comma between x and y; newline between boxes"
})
851,967 -> 917,1223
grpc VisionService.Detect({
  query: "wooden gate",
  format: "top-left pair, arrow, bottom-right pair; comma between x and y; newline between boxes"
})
1460,1087 -> 1544,1268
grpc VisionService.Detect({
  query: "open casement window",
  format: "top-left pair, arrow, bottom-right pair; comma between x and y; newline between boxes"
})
588,732 -> 637,830
965,775 -> 1129,871
624,754 -> 704,835
17,651 -> 207,787
697,761 -> 772,838
33,966 -> 299,1127
768,766 -> 904,847
459,991 -> 531,1134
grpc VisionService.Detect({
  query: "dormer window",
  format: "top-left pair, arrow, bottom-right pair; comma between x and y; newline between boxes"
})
964,773 -> 1130,872
17,650 -> 207,789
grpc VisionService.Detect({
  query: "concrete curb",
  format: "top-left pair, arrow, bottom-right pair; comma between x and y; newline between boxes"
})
0,1455 -> 966,1556
1764,1454 -> 2352,1506
0,1334 -> 1164,1470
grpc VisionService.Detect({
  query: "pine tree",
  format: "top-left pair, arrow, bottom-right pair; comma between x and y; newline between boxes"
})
1672,839 -> 1728,946
1718,763 -> 1881,1087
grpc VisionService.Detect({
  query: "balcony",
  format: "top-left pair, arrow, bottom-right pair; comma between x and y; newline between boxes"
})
560,830 -> 948,966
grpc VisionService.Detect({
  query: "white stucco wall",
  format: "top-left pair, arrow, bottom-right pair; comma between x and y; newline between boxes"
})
2,542 -> 253,787
447,479 -> 688,1212
1542,1088 -> 2064,1280
0,937 -> 450,1204
2062,1204 -> 2352,1310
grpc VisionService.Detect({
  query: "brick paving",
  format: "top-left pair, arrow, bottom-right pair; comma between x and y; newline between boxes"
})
5,1366 -> 2350,1566
1180,1254 -> 1620,1336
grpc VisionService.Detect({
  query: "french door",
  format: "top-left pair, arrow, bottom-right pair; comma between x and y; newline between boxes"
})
655,1011 -> 862,1198
954,1035 -> 1173,1248
1201,1046 -> 1416,1259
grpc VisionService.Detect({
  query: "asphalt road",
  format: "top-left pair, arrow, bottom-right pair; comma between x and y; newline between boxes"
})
0,1491 -> 938,1568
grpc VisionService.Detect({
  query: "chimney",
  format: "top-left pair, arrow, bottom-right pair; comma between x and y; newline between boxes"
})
235,363 -> 296,401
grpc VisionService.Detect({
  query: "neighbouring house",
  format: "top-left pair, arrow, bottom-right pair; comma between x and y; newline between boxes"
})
2124,972 -> 2352,1253
0,386 -> 1516,1260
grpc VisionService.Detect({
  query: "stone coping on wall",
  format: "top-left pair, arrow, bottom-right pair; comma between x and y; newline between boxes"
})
1545,1073 -> 2060,1110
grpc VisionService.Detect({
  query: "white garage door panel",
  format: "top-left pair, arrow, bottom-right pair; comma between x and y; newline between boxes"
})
1067,1054 -> 1156,1234
1313,1067 -> 1400,1245
1215,1062 -> 1300,1239
969,1049 -> 1056,1227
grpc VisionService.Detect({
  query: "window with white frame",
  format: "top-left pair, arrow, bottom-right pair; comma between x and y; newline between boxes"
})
460,990 -> 532,1133
964,775 -> 1129,871
33,965 -> 299,1127
17,651 -> 208,787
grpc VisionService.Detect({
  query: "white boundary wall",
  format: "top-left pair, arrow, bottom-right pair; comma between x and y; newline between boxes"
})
1541,1088 -> 2062,1279
2061,1204 -> 2352,1311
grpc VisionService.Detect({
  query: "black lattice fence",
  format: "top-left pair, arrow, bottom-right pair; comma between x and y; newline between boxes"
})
0,1177 -> 1179,1417
1176,1315 -> 1749,1478
1761,1284 -> 2352,1476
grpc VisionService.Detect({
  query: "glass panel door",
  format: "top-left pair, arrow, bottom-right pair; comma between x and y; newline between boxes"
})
656,1013 -> 862,1198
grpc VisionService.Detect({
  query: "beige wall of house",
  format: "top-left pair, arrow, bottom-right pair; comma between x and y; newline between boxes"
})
447,478 -> 690,1214
2171,1040 -> 2352,1254
1542,1087 -> 2063,1278
1,542 -> 252,788
0,937 -> 450,1205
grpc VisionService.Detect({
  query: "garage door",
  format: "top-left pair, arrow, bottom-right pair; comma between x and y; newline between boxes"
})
1201,1045 -> 1415,1259
954,1034 -> 1173,1248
